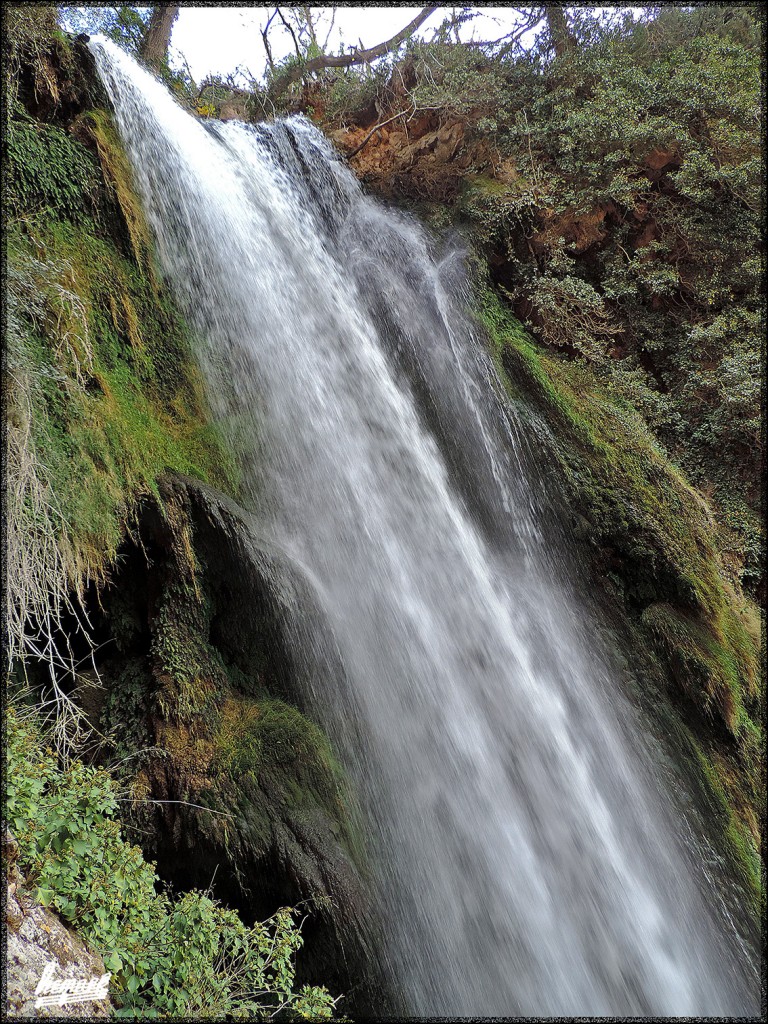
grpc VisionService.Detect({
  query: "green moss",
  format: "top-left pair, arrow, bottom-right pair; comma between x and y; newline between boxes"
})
214,696 -> 345,813
146,532 -> 351,850
9,214 -> 239,588
641,603 -> 759,735
7,90 -> 241,604
153,597 -> 221,717
81,108 -> 154,268
6,113 -> 100,222
208,691 -> 365,874
691,743 -> 762,914
650,698 -> 763,923
479,298 -> 569,416
477,286 -> 760,736
149,542 -> 229,720
458,174 -> 534,240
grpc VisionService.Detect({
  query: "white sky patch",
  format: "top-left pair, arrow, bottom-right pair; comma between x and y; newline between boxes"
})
171,7 -> 546,83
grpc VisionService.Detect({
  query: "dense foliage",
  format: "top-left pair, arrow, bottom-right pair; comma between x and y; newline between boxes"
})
62,5 -> 151,53
7,709 -> 336,1019
58,5 -> 193,93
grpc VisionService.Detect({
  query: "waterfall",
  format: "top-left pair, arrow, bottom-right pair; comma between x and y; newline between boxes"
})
91,39 -> 758,1017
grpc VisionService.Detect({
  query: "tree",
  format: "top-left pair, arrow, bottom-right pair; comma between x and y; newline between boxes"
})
545,6 -> 576,56
60,5 -> 178,69
60,6 -> 150,54
139,3 -> 178,69
270,5 -> 439,89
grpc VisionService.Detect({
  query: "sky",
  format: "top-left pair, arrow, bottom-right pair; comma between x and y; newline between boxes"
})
170,7 -> 549,83
59,5 -> 646,87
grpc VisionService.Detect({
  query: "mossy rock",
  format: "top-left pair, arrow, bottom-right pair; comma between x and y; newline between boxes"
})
641,602 -> 759,735
210,694 -> 356,851
7,61 -> 239,595
84,477 -> 375,1001
6,8 -> 106,124
687,741 -> 763,919
475,283 -> 763,921
477,287 -> 760,733
88,475 -> 368,942
7,214 -> 237,590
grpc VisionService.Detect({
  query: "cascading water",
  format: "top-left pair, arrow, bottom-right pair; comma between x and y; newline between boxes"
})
91,39 -> 759,1017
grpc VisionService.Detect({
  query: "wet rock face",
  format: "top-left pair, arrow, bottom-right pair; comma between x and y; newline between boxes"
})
78,474 -> 379,1007
5,830 -> 113,1020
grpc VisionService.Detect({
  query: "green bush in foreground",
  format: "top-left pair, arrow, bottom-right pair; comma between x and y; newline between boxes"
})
6,708 -> 336,1020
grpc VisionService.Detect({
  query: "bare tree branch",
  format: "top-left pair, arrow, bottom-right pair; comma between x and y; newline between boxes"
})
277,6 -> 439,87
276,7 -> 302,59
261,8 -> 279,72
321,6 -> 337,52
493,8 -> 547,58
301,5 -> 318,48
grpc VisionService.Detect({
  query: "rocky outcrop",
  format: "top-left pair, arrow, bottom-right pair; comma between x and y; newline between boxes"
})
80,474 -> 378,1006
5,830 -> 113,1019
331,115 -> 495,203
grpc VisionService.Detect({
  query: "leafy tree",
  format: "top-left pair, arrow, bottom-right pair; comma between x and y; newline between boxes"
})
59,5 -> 178,71
60,6 -> 151,55
59,4 -> 190,95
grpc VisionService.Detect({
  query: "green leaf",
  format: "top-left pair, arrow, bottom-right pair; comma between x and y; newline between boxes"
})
36,886 -> 55,907
104,951 -> 123,973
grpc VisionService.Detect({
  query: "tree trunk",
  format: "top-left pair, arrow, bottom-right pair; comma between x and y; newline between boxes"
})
546,7 -> 576,58
140,5 -> 179,70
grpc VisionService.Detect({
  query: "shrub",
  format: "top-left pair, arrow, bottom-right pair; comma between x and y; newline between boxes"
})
6,708 -> 337,1019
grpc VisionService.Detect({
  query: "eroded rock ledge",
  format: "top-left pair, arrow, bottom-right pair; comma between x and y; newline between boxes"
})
79,474 -> 380,1006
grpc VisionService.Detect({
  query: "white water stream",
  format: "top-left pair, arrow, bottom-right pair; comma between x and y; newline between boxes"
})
92,39 -> 759,1017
